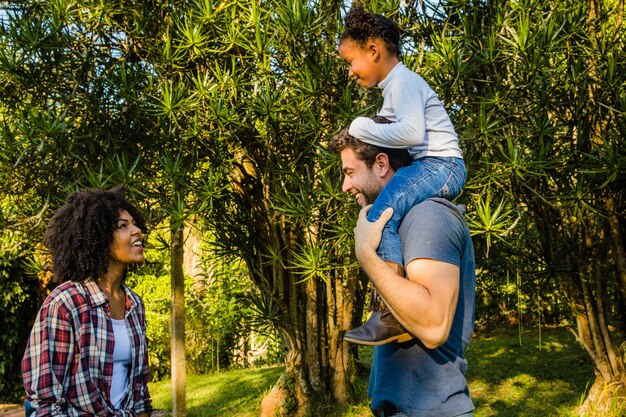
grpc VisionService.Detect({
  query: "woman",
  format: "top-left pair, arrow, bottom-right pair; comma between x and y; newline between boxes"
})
22,186 -> 152,417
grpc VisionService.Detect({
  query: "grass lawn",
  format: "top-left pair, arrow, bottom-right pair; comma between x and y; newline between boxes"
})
465,326 -> 593,417
149,326 -> 595,417
149,366 -> 284,417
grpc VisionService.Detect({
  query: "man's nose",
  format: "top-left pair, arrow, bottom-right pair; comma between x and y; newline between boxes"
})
342,177 -> 351,193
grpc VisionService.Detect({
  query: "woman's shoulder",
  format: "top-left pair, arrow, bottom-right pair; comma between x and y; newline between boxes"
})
46,280 -> 82,297
42,281 -> 90,311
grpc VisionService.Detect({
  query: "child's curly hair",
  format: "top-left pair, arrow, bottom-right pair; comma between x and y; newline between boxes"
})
341,2 -> 401,57
44,185 -> 148,283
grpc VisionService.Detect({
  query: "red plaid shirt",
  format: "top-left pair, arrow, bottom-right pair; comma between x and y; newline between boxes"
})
22,280 -> 152,417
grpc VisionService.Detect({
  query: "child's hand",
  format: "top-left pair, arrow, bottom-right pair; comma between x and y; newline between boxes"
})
354,206 -> 393,261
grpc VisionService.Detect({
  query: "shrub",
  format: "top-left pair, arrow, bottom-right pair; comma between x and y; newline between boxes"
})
0,242 -> 48,402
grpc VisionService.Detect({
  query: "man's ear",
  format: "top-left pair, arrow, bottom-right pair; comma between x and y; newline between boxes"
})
374,153 -> 392,177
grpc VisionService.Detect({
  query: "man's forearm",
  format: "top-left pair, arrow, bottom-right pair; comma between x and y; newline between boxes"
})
358,250 -> 431,339
354,206 -> 459,348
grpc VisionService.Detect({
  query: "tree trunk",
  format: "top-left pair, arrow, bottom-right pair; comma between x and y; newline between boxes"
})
607,197 -> 626,303
220,146 -> 362,415
183,219 -> 205,287
170,224 -> 186,417
559,250 -> 626,417
563,221 -> 625,415
245,241 -> 360,416
572,199 -> 626,415
522,186 -> 626,415
256,267 -> 359,415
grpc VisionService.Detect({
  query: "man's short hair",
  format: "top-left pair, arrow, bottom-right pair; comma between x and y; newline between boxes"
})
329,117 -> 412,171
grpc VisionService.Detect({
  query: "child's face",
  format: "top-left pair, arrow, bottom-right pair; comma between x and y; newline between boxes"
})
338,39 -> 380,89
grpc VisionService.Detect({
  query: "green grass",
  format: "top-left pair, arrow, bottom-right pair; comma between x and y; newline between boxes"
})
149,326 -> 595,417
149,366 -> 284,417
465,326 -> 593,417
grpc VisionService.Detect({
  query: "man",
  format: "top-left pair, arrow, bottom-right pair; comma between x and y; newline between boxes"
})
330,129 -> 476,417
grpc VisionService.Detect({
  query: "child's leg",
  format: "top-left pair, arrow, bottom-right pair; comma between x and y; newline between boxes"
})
366,157 -> 466,265
344,157 -> 466,346
343,261 -> 413,346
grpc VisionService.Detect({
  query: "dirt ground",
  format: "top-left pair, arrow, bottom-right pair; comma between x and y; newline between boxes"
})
0,405 -> 22,417
0,406 -> 170,417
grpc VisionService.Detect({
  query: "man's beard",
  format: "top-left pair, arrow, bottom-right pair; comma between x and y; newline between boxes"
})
359,183 -> 381,207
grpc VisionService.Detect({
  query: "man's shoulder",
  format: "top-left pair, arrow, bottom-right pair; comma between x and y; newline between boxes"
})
400,198 -> 469,244
400,198 -> 470,266
406,197 -> 466,219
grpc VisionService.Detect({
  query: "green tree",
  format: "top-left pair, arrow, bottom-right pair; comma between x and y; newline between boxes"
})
0,0 -> 367,414
418,0 -> 626,413
151,1 -> 368,413
0,234 -> 47,402
0,1 -> 217,413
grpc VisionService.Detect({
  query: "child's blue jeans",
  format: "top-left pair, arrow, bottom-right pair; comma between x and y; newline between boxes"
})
366,156 -> 466,266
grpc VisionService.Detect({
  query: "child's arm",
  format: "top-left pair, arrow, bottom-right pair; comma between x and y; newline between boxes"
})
349,77 -> 428,148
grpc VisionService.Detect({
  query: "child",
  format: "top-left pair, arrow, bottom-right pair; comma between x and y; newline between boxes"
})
339,3 -> 466,345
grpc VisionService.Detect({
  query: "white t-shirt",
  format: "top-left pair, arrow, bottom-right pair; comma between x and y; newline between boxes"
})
111,319 -> 131,410
349,62 -> 463,159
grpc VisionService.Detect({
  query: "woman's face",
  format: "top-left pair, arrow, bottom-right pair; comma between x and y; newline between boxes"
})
110,209 -> 145,265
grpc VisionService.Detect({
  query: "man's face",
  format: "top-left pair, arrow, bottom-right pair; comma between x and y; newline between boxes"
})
340,147 -> 384,208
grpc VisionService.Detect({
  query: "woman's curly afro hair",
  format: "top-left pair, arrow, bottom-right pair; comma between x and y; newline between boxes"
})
44,185 -> 148,283
341,2 -> 401,57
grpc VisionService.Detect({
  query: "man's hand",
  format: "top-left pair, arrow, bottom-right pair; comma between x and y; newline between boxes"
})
354,206 -> 393,262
